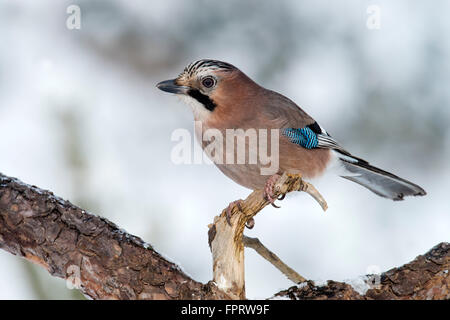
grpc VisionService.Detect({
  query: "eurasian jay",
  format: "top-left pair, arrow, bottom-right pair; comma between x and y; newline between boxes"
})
157,59 -> 426,220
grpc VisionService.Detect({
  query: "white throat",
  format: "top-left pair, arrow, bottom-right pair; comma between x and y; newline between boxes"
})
178,94 -> 212,121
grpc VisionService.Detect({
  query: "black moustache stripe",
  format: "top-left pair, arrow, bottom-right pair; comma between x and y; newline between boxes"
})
188,89 -> 217,112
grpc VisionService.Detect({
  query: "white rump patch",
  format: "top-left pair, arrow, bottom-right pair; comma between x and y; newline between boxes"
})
325,150 -> 361,177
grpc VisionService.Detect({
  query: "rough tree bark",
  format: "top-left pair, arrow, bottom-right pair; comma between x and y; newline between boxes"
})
0,173 -> 229,300
0,172 -> 448,300
273,242 -> 449,300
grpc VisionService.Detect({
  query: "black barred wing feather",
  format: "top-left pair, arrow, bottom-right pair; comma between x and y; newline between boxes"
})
282,121 -> 348,153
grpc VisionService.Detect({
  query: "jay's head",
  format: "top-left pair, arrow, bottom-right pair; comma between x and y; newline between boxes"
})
157,59 -> 259,122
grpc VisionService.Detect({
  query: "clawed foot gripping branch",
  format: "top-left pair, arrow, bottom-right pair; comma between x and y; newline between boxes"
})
208,173 -> 327,299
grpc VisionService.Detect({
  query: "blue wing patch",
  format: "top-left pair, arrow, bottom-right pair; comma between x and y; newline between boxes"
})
282,127 -> 319,149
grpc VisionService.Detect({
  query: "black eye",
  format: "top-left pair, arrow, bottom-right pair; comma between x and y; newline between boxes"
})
201,77 -> 215,88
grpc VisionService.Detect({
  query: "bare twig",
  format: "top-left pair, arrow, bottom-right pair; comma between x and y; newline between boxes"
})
298,181 -> 328,211
243,236 -> 306,284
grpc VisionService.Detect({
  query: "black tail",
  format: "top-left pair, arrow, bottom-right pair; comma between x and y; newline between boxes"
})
337,152 -> 426,201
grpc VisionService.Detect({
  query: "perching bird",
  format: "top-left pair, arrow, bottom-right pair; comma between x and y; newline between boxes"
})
157,59 -> 426,220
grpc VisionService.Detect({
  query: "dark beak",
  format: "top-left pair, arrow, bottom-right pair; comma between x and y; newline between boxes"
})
156,79 -> 189,94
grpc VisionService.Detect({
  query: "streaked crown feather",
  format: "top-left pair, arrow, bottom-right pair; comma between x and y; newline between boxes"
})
179,59 -> 235,79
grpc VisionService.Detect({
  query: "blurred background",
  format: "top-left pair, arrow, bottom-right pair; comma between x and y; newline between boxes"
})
0,0 -> 449,299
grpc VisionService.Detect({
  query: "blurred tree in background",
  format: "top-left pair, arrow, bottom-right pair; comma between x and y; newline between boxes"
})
0,0 -> 448,299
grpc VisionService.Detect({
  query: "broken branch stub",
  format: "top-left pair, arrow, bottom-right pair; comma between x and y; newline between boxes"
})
208,173 -> 327,299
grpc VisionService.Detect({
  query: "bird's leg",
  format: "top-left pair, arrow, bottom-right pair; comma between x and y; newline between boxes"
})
225,199 -> 244,226
264,173 -> 283,208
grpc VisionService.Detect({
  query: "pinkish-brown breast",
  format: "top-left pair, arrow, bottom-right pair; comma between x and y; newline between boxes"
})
196,69 -> 332,190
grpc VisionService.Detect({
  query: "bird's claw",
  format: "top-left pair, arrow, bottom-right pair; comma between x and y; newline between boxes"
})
225,174 -> 287,229
264,174 -> 285,208
270,202 -> 281,208
225,199 -> 244,226
245,217 -> 255,229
